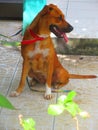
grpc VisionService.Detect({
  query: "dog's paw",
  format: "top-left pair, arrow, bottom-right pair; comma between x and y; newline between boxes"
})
44,94 -> 53,100
10,91 -> 20,97
44,85 -> 53,100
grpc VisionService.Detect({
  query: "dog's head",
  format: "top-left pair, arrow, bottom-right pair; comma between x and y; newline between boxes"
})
30,4 -> 73,42
48,4 -> 73,42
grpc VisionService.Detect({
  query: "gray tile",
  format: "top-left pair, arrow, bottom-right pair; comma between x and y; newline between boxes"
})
0,46 -> 20,95
54,114 -> 76,130
54,113 -> 98,130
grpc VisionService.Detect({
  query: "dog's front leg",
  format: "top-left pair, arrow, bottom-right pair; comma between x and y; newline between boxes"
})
10,59 -> 30,97
45,83 -> 52,100
44,58 -> 54,100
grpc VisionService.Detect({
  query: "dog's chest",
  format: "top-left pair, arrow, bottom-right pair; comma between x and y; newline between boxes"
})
28,42 -> 49,58
28,42 -> 50,73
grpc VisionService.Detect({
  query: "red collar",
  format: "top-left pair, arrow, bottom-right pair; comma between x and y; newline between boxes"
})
21,29 -> 44,45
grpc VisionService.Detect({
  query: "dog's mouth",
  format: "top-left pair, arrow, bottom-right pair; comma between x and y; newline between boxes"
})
49,24 -> 73,43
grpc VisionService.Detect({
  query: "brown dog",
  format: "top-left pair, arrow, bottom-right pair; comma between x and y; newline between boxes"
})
10,4 -> 97,99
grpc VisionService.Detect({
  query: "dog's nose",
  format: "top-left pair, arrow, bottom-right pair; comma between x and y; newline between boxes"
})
62,24 -> 73,33
65,24 -> 73,32
68,25 -> 73,32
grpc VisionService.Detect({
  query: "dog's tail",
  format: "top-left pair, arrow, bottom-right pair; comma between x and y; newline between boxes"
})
69,74 -> 97,79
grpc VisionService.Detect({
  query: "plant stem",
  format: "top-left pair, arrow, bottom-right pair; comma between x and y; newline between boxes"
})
74,117 -> 79,130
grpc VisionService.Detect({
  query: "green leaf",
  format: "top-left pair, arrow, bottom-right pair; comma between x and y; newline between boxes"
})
57,95 -> 67,105
47,91 -> 88,118
48,104 -> 65,116
3,41 -> 20,47
65,102 -> 81,117
21,118 -> 36,130
64,91 -> 77,103
0,93 -> 15,110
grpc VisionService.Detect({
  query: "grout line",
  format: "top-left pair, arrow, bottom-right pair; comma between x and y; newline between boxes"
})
6,56 -> 21,96
52,93 -> 59,130
0,56 -> 21,114
52,117 -> 56,130
65,0 -> 70,18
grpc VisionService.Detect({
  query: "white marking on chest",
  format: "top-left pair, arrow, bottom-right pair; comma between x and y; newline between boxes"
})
28,42 -> 49,58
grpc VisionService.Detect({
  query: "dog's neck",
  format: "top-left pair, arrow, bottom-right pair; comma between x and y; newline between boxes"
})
30,28 -> 50,39
29,28 -> 50,39
38,34 -> 49,38
30,24 -> 51,38
22,29 -> 50,45
35,30 -> 50,38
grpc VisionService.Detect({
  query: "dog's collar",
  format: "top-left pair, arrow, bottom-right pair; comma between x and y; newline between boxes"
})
21,29 -> 44,45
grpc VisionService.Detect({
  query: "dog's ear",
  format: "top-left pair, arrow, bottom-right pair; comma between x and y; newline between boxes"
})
29,5 -> 49,29
41,5 -> 53,16
48,4 -> 54,11
29,4 -> 54,29
44,4 -> 59,15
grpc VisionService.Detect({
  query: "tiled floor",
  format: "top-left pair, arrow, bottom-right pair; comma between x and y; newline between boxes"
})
0,1 -> 98,130
0,46 -> 98,130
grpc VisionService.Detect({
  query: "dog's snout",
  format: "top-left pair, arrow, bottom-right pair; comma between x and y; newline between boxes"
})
62,24 -> 73,33
68,25 -> 73,32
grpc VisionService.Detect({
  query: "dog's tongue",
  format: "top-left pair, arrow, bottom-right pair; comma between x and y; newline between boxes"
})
62,33 -> 68,43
